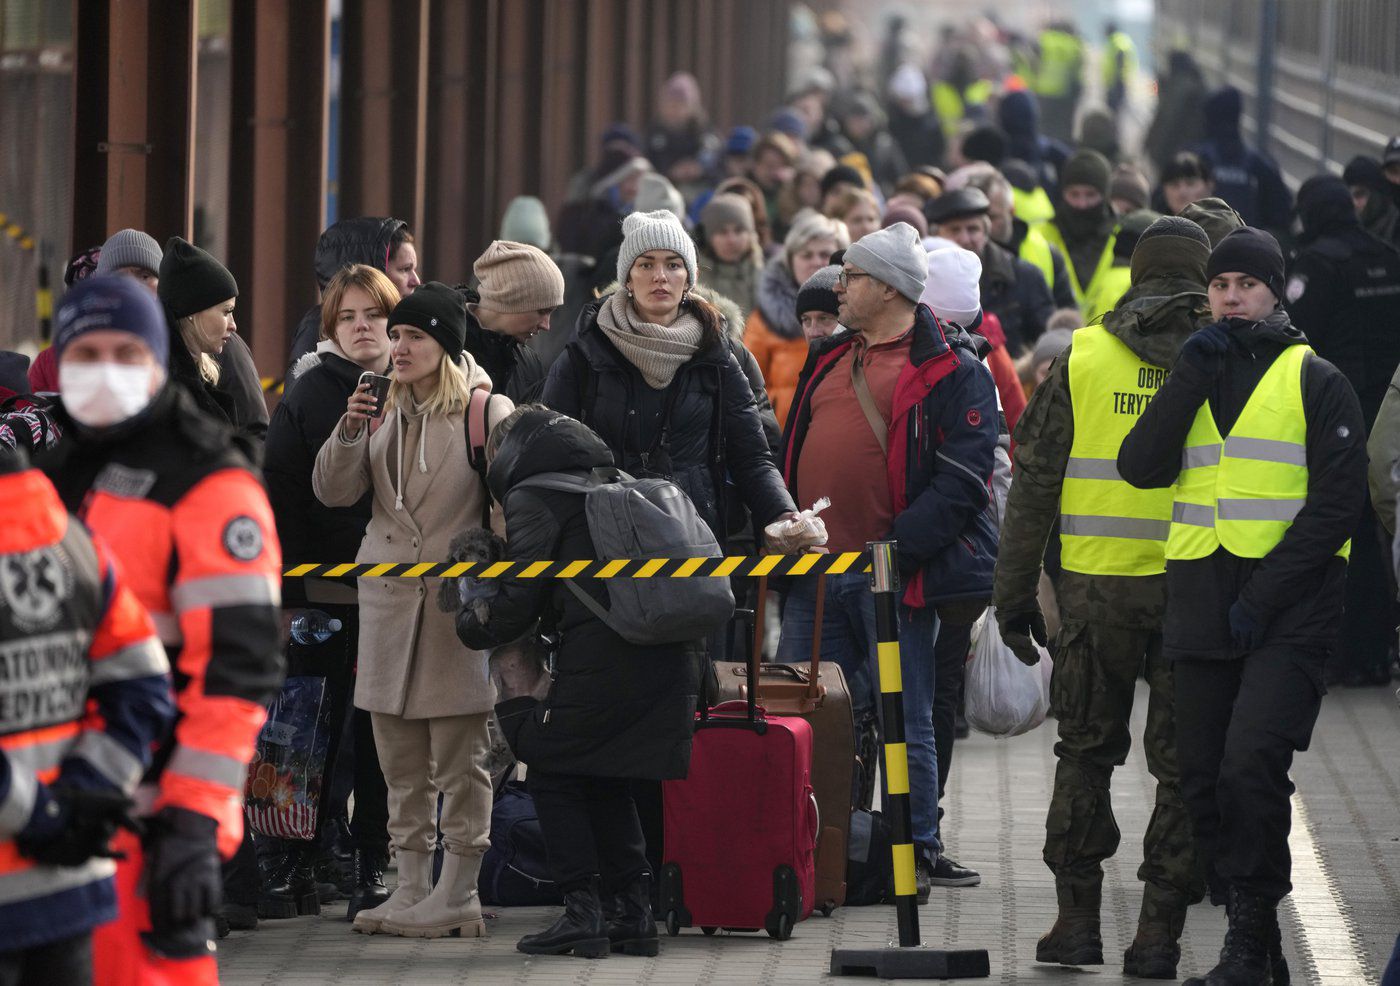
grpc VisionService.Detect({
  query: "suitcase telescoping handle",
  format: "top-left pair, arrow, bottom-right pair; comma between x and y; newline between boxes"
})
747,572 -> 826,709
749,575 -> 767,724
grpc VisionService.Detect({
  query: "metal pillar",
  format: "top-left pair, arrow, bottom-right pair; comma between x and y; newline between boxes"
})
339,0 -> 428,238
227,0 -> 330,380
424,0 -> 473,280
830,542 -> 990,980
1317,0 -> 1338,169
1256,0 -> 1279,158
71,0 -> 197,250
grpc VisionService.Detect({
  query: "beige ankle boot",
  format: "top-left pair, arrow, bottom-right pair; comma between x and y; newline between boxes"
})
352,849 -> 431,934
378,850 -> 486,939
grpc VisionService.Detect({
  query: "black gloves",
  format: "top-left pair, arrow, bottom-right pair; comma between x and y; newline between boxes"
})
144,807 -> 222,932
1178,322 -> 1232,375
16,784 -> 139,867
1228,600 -> 1267,652
997,607 -> 1049,666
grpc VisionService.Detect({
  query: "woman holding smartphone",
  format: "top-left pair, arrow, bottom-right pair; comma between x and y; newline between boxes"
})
314,282 -> 513,938
262,264 -> 399,921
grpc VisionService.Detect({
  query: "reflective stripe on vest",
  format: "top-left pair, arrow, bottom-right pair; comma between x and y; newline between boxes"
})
1061,324 -> 1175,576
1165,344 -> 1350,561
1038,221 -> 1119,315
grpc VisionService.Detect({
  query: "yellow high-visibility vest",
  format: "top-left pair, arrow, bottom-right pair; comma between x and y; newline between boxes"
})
1012,185 -> 1055,226
1082,264 -> 1132,326
1166,344 -> 1350,561
1035,30 -> 1083,98
1018,227 -> 1057,290
932,79 -> 995,141
1038,221 -> 1119,317
1102,31 -> 1138,90
1061,324 -> 1175,576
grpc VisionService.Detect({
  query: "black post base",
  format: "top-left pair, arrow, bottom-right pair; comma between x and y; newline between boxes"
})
830,947 -> 991,979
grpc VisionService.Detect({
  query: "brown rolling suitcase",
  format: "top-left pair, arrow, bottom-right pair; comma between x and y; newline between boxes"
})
714,574 -> 855,915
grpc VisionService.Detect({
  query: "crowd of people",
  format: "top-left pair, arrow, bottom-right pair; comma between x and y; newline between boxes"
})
3,13 -> 1400,986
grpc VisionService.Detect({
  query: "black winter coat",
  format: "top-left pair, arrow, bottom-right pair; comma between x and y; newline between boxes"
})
456,411 -> 698,780
284,216 -> 409,379
1286,189 -> 1400,427
1118,312 -> 1367,662
980,240 -> 1054,357
264,347 -> 378,606
541,298 -> 795,541
463,305 -> 547,405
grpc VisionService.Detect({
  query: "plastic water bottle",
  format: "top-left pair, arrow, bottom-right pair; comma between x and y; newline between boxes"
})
289,610 -> 343,645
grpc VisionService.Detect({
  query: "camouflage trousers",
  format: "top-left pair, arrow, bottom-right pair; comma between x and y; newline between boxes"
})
1043,619 -> 1204,913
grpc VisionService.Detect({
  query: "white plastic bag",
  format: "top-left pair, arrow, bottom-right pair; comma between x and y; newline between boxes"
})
764,496 -> 831,553
964,606 -> 1053,738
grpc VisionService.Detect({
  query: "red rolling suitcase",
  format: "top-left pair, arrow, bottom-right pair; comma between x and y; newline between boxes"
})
659,587 -> 819,940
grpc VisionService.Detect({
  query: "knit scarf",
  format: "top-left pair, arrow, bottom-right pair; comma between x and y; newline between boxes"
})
597,290 -> 704,389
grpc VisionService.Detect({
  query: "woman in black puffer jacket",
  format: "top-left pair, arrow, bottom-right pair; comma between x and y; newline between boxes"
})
541,210 -> 795,543
261,264 -> 398,920
458,406 -> 700,960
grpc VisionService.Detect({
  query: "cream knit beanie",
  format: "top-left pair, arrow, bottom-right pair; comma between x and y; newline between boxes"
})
473,240 -> 565,313
616,210 -> 698,287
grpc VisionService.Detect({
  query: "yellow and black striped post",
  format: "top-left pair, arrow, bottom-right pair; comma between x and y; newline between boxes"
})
830,541 -> 989,979
869,540 -> 920,946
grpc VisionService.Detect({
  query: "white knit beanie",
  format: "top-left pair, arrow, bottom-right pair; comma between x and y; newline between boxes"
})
616,210 -> 698,288
921,240 -> 983,326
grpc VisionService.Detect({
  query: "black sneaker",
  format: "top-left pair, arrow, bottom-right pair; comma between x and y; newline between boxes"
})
927,854 -> 980,887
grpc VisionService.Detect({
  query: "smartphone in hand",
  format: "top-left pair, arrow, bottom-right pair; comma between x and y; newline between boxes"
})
358,371 -> 392,418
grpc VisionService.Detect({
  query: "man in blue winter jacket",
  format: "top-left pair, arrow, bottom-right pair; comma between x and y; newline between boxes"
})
777,223 -> 1001,899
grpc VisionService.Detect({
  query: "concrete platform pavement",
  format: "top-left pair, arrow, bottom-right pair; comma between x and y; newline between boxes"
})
217,684 -> 1399,984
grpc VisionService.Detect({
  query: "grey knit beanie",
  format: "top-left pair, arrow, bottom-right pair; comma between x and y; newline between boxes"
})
95,228 -> 162,277
616,210 -> 698,287
844,222 -> 927,303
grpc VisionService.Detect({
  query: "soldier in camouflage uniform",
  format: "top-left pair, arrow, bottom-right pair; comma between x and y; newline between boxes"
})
993,211 -> 1240,978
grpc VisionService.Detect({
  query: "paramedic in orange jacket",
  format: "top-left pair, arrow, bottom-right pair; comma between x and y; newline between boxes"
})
0,445 -> 175,985
39,275 -> 284,984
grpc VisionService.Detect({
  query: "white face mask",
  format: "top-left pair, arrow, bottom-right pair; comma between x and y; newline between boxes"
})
59,362 -> 158,428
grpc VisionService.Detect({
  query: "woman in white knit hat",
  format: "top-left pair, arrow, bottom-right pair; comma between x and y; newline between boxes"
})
542,209 -> 797,546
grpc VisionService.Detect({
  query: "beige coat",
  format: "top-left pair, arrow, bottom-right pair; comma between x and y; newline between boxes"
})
313,364 -> 513,718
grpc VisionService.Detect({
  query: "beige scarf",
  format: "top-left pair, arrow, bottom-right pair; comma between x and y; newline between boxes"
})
597,290 -> 704,389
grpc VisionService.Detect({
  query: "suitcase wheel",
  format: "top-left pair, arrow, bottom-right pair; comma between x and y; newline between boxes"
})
701,926 -> 718,936
765,912 -> 793,941
819,902 -> 835,918
664,910 -> 681,937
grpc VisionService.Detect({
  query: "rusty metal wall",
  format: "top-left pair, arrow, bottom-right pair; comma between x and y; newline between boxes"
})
50,0 -> 794,378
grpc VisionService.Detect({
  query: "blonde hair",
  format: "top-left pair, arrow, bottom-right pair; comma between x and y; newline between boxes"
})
320,264 -> 400,341
177,317 -> 221,385
385,351 -> 473,417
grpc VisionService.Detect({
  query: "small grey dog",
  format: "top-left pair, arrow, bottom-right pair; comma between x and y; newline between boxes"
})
436,527 -> 507,620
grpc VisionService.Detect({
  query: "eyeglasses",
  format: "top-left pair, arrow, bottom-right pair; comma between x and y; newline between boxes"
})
837,270 -> 872,288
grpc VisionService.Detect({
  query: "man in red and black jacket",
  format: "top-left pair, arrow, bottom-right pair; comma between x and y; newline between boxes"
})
777,223 -> 1001,898
38,275 -> 284,985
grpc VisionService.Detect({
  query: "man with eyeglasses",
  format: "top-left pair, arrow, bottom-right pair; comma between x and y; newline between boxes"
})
777,223 -> 1001,900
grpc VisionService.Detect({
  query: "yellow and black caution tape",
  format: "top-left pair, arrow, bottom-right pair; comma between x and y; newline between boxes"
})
284,551 -> 870,581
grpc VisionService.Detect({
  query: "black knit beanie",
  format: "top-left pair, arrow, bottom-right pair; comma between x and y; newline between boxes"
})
1059,149 -> 1112,195
158,236 -> 238,320
961,126 -> 1007,167
1205,227 -> 1286,300
796,265 -> 841,317
387,281 -> 467,359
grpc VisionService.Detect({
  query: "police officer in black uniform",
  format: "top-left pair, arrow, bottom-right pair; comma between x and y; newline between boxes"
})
1285,174 -> 1400,686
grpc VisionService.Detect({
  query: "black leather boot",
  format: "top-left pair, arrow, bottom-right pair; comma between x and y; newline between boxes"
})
346,848 -> 391,922
606,872 -> 658,956
1182,888 -> 1272,986
258,847 -> 321,919
517,878 -> 610,958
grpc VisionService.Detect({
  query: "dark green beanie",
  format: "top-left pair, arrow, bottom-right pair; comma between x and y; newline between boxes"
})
1060,149 -> 1112,196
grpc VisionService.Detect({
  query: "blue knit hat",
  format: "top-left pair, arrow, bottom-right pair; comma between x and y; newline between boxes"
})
55,274 -> 170,366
